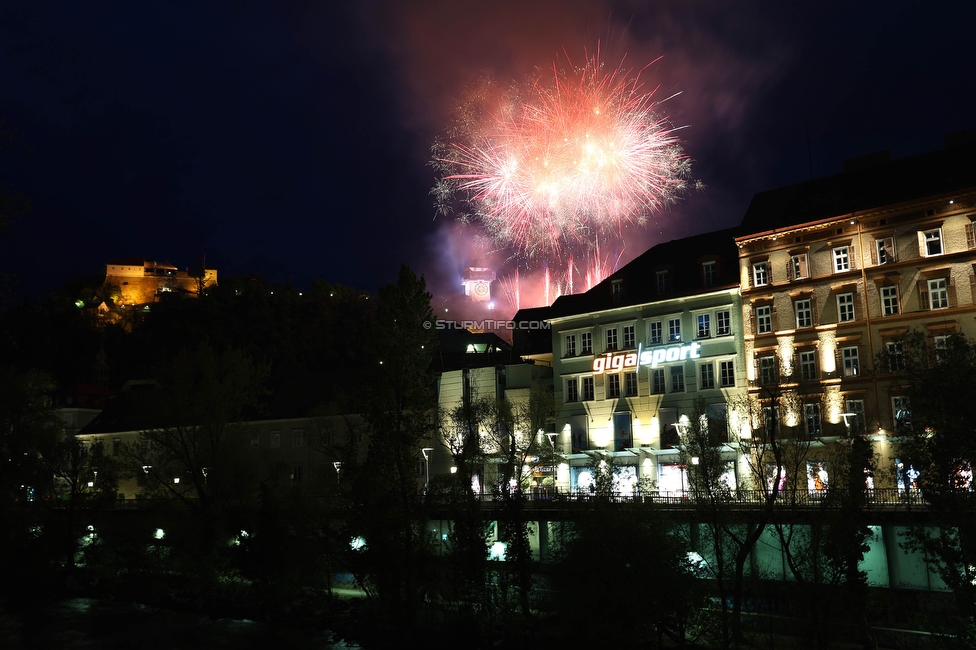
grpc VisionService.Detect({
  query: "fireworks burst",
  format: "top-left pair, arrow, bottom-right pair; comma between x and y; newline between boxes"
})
432,47 -> 693,265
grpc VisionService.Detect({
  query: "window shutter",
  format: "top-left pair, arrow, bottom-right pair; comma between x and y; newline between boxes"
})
870,242 -> 878,265
849,249 -> 858,270
919,287 -> 929,310
771,305 -> 779,331
811,298 -> 819,326
967,223 -> 975,250
883,237 -> 895,262
800,254 -> 808,278
786,259 -> 794,282
749,310 -> 756,334
949,280 -> 958,308
917,231 -> 926,257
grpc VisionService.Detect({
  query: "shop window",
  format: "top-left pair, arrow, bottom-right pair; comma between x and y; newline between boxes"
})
807,461 -> 828,493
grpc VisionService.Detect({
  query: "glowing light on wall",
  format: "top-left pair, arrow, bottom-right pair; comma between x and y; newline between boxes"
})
592,419 -> 612,448
782,390 -> 799,427
819,329 -> 837,373
778,337 -> 795,376
826,385 -> 844,424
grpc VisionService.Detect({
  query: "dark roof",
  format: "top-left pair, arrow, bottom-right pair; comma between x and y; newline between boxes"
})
740,136 -> 976,235
543,227 -> 742,318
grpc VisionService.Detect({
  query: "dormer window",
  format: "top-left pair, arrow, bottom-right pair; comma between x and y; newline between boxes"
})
702,260 -> 717,287
612,279 -> 623,303
656,270 -> 670,294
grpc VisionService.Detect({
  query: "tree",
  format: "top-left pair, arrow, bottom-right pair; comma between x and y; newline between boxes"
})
345,265 -> 439,638
885,330 -> 976,642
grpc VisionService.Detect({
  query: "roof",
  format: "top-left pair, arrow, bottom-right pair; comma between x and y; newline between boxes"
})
740,135 -> 976,236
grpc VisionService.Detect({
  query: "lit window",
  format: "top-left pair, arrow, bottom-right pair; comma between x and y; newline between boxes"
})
649,321 -> 662,345
697,314 -> 711,338
790,253 -> 808,280
837,292 -> 855,322
752,261 -> 769,287
716,310 -> 731,336
566,378 -> 579,402
880,285 -> 899,316
842,347 -> 859,377
606,374 -> 621,399
756,305 -> 772,334
719,360 -> 735,387
580,332 -> 592,355
668,318 -> 681,342
844,399 -> 866,434
921,228 -> 943,256
799,350 -> 817,381
605,328 -> 618,351
833,246 -> 850,273
624,371 -> 638,396
795,299 -> 812,328
565,334 -> 577,357
651,368 -> 666,394
700,363 -> 715,389
623,325 -> 635,349
670,366 -> 685,392
892,396 -> 911,432
927,278 -> 948,310
702,261 -> 717,287
581,377 -> 595,401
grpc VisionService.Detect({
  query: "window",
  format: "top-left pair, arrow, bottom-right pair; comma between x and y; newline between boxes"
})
113,438 -> 122,456
649,321 -> 662,345
921,228 -> 943,256
799,350 -> 817,381
759,356 -> 777,385
790,253 -> 808,280
697,314 -> 711,338
624,371 -> 638,396
702,261 -> 717,287
875,237 -> 894,264
670,366 -> 685,392
623,325 -> 635,349
886,340 -> 906,372
605,328 -> 618,351
880,285 -> 899,316
795,299 -> 812,328
566,378 -> 579,402
612,279 -> 624,302
580,332 -> 592,355
292,466 -> 303,482
668,318 -> 681,342
250,433 -> 260,449
842,346 -> 860,377
716,310 -> 731,336
804,403 -> 822,437
844,399 -> 866,434
837,292 -> 855,322
756,305 -> 772,334
927,278 -> 949,310
292,429 -> 303,447
270,431 -> 280,448
934,334 -> 950,363
719,360 -> 735,387
893,396 -> 911,432
656,270 -> 670,294
581,377 -> 595,401
565,334 -> 577,357
752,261 -> 769,286
833,246 -> 850,272
700,363 -> 715,389
606,373 -> 621,399
651,368 -> 666,394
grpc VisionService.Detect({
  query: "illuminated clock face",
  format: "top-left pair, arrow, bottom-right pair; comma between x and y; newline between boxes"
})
474,281 -> 489,298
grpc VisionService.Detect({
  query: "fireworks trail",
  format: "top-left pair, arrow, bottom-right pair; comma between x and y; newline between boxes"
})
432,45 -> 694,278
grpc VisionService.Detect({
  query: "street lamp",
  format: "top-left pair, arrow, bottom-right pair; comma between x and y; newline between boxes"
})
333,461 -> 342,487
421,447 -> 433,493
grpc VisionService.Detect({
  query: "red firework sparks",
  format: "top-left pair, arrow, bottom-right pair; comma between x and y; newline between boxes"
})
432,47 -> 692,260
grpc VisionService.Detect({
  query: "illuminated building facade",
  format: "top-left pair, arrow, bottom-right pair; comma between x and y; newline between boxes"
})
545,228 -> 748,495
104,257 -> 217,305
736,134 -> 976,491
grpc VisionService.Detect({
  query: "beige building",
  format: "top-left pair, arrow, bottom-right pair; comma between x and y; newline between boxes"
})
105,257 -> 217,305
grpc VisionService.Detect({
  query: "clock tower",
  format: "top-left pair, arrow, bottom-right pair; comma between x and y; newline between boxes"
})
461,267 -> 496,303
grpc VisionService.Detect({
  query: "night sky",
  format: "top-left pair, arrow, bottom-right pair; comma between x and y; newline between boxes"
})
1,1 -> 974,303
